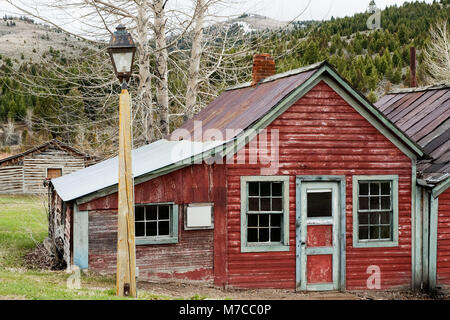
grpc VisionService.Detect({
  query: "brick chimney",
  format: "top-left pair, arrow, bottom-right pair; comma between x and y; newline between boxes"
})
252,53 -> 276,87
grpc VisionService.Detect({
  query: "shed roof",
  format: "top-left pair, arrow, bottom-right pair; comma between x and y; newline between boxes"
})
375,84 -> 450,184
51,139 -> 227,202
0,139 -> 93,165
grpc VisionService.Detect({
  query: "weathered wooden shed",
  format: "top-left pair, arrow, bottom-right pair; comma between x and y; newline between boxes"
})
0,139 -> 96,194
49,57 -> 435,292
375,84 -> 450,292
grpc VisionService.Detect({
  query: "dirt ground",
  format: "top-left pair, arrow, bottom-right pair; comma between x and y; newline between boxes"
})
137,280 -> 450,300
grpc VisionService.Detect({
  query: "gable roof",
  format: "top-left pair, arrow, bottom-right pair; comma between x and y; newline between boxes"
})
375,84 -> 450,184
53,61 -> 427,204
0,139 -> 93,165
173,61 -> 425,159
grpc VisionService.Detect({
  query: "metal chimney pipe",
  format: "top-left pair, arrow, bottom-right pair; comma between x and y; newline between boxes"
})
410,47 -> 417,88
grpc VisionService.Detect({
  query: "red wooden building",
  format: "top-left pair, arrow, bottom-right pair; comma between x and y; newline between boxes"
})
374,84 -> 450,292
49,55 -> 448,292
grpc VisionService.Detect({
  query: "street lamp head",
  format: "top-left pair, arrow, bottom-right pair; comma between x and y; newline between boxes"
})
107,24 -> 137,84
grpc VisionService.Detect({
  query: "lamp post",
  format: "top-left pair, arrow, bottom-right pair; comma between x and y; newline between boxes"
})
108,24 -> 137,298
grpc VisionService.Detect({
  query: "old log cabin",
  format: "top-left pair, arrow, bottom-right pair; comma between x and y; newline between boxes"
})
48,55 -> 448,292
0,139 -> 96,194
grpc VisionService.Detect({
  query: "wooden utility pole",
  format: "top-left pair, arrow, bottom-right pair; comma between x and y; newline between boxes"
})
116,87 -> 137,297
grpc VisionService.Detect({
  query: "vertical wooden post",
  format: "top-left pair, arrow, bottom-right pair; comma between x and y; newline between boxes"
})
410,47 -> 417,88
116,88 -> 137,298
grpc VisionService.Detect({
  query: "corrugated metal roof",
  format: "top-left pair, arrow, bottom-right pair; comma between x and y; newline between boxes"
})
375,84 -> 450,183
51,139 -> 228,202
171,64 -> 321,141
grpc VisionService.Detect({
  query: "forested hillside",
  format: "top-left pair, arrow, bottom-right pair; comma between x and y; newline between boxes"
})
0,0 -> 448,155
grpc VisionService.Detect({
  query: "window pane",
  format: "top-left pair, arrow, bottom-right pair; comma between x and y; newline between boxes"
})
370,183 -> 380,195
272,183 -> 282,197
248,214 -> 258,227
248,228 -> 258,242
359,183 -> 369,195
259,214 -> 270,227
261,198 -> 271,211
136,222 -> 145,237
370,212 -> 380,224
380,212 -> 391,224
135,206 -> 145,221
260,182 -> 271,196
370,196 -> 380,210
271,214 -> 281,227
146,206 -> 157,220
307,192 -> 332,217
272,197 -> 282,211
381,182 -> 391,195
359,226 -> 369,240
370,226 -> 380,239
271,228 -> 281,242
359,212 -> 369,225
159,205 -> 170,220
359,197 -> 369,210
249,198 -> 259,211
381,196 -> 391,210
249,182 -> 259,196
259,228 -> 270,242
146,222 -> 157,236
158,221 -> 170,236
380,226 -> 391,239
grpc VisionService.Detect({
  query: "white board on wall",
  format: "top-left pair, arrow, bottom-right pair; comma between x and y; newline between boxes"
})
185,204 -> 214,229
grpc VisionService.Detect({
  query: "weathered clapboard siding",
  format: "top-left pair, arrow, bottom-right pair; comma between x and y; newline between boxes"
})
82,164 -> 225,283
225,81 -> 413,290
0,166 -> 23,193
22,147 -> 85,194
437,188 -> 450,290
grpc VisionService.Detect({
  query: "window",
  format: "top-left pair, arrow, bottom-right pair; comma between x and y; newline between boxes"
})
135,203 -> 178,245
47,168 -> 62,179
241,176 -> 290,252
352,176 -> 399,248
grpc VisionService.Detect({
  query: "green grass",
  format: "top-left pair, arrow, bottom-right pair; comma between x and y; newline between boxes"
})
0,195 -> 209,300
0,195 -> 48,268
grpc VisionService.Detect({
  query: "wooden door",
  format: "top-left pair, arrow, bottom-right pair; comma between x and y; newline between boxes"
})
299,182 -> 340,291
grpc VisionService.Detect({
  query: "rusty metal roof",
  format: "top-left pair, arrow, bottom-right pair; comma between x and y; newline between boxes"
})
375,84 -> 450,183
171,64 -> 321,141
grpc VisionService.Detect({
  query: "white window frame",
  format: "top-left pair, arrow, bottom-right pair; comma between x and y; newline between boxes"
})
240,176 -> 290,253
135,202 -> 178,245
352,175 -> 399,248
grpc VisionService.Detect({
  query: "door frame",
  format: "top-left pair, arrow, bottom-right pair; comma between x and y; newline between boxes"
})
296,176 -> 346,292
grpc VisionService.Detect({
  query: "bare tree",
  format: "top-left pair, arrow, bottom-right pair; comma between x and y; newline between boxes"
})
3,0 -> 312,152
423,20 -> 450,85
